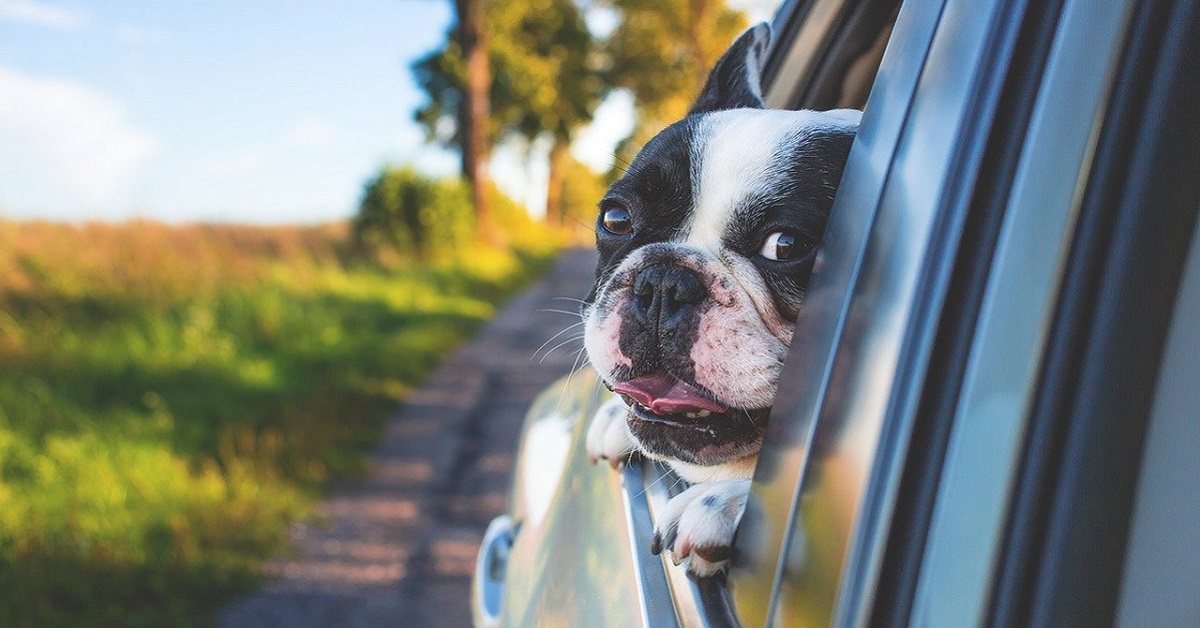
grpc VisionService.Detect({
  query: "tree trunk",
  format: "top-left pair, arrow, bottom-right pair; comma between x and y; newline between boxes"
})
454,0 -> 499,244
544,137 -> 569,227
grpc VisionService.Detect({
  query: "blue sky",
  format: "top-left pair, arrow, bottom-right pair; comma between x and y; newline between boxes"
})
0,0 -> 773,224
0,0 -> 580,223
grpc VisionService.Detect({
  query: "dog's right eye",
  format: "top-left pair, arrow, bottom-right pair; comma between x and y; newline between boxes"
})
601,206 -> 634,235
760,230 -> 813,261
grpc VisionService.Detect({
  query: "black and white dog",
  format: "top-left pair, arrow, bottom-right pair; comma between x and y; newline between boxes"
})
583,23 -> 859,577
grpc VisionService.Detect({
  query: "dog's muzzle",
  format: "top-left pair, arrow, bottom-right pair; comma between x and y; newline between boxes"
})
631,264 -> 707,334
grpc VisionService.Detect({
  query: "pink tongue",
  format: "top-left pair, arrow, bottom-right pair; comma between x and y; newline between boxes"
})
613,374 -> 728,415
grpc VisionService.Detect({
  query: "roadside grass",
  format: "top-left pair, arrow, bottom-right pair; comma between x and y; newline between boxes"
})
0,220 -> 559,627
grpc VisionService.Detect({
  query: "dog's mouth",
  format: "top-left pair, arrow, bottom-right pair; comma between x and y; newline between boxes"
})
612,373 -> 767,466
613,373 -> 730,426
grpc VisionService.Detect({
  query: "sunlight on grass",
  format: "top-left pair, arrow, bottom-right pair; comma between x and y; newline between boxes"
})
0,220 -> 559,627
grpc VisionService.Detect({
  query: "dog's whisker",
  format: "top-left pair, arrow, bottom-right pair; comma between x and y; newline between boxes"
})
537,308 -> 586,318
552,340 -> 593,416
551,296 -> 589,306
666,473 -> 688,495
631,465 -> 674,500
530,322 -> 586,361
538,334 -> 586,365
565,214 -> 600,233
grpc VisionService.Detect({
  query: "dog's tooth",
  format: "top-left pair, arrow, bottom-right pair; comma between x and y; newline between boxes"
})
686,412 -> 698,419
697,410 -> 712,418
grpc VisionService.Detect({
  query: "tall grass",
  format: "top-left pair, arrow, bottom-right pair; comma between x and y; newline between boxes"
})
0,219 -> 559,627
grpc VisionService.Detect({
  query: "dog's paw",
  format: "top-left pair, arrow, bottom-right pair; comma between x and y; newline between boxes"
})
651,479 -> 751,578
586,394 -> 638,468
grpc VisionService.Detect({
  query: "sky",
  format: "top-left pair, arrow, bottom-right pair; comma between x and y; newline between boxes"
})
0,0 -> 770,224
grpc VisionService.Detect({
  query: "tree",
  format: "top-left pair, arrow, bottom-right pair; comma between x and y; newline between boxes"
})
412,1 -> 497,242
413,0 -> 602,228
490,0 -> 600,226
603,0 -> 747,170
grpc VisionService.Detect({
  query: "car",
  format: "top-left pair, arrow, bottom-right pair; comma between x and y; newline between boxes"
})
473,0 -> 1200,624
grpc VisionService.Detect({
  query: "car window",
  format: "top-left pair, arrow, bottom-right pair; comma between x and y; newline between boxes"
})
609,1 -> 908,623
764,0 -> 899,111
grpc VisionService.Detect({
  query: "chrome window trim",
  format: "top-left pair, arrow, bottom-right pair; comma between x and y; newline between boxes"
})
764,0 -> 1026,621
619,460 -> 682,628
731,0 -> 950,623
908,0 -> 1137,623
827,0 -> 1029,620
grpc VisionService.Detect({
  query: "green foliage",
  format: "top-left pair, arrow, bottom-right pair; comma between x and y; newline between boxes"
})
0,220 -> 557,626
605,0 -> 748,127
414,0 -> 602,148
489,0 -> 601,142
352,166 -> 560,260
413,0 -> 604,225
604,0 -> 747,175
353,166 -> 475,260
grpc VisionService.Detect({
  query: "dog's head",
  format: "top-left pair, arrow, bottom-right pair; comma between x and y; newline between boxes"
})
582,24 -> 860,480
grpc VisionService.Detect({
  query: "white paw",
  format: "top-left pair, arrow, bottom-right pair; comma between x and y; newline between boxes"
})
586,394 -> 639,468
651,479 -> 751,578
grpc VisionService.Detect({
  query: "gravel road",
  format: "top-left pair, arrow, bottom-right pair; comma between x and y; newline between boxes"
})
219,248 -> 597,628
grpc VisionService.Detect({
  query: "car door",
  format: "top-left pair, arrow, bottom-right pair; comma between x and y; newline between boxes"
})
733,0 -> 1200,626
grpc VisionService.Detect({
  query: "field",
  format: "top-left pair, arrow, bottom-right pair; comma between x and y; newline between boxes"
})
0,220 -> 558,627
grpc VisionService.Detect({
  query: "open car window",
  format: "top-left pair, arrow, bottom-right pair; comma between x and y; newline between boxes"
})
608,1 -> 909,624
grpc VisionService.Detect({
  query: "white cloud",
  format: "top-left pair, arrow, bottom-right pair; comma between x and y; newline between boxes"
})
0,64 -> 157,205
0,0 -> 87,30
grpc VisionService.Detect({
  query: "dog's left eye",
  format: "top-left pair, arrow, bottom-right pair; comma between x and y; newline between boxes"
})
760,231 -> 813,261
601,206 -> 634,235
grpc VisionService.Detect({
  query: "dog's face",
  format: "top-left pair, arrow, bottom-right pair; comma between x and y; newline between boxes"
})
582,24 -> 859,477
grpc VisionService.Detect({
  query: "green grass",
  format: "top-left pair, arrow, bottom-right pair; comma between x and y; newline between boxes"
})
0,220 -> 558,627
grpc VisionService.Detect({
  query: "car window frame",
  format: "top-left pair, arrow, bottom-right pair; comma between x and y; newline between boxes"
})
734,0 -> 1155,625
731,0 -> 1000,621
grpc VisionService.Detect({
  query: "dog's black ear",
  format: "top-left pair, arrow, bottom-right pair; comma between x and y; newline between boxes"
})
690,22 -> 771,114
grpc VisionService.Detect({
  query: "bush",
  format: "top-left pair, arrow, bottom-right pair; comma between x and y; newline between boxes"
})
352,166 -> 565,262
353,167 -> 475,261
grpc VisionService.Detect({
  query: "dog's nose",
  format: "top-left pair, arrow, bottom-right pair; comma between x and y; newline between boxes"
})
633,265 -> 707,329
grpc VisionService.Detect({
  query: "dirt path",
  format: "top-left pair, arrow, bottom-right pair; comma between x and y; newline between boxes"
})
219,248 -> 597,628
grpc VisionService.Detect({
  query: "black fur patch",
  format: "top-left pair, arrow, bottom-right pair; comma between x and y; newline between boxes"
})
721,127 -> 858,320
690,24 -> 768,114
592,119 -> 698,298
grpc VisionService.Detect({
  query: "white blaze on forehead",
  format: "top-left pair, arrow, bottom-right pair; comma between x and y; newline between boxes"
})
683,108 -> 861,251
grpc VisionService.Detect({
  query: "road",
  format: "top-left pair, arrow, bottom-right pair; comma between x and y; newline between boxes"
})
219,247 -> 597,628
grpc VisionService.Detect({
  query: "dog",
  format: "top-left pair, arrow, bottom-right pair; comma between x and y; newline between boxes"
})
582,22 -> 860,577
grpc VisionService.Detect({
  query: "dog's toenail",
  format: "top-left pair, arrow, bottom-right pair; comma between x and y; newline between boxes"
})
693,544 -> 732,563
